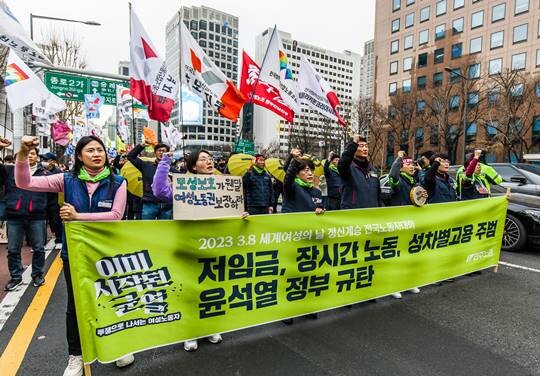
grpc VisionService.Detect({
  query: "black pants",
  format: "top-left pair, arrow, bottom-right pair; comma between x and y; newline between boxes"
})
47,205 -> 63,243
327,197 -> 341,211
63,260 -> 82,356
247,206 -> 270,215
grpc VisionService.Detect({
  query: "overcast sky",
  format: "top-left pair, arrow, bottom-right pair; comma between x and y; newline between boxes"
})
9,0 -> 376,75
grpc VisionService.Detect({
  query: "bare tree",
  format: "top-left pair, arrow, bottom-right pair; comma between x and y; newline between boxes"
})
484,69 -> 538,162
40,28 -> 87,122
385,87 -> 419,156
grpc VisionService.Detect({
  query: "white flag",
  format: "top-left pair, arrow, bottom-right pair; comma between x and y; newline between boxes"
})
258,26 -> 300,113
160,123 -> 183,150
130,8 -> 178,122
179,20 -> 246,121
0,1 -> 51,64
4,50 -> 64,111
298,55 -> 345,126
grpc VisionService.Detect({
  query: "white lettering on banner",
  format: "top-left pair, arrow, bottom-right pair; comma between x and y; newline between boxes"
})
96,250 -> 153,277
466,249 -> 494,263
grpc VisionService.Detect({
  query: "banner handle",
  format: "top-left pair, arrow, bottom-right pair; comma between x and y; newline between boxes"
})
84,364 -> 92,375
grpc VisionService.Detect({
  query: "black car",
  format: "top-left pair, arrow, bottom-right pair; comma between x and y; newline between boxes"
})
493,185 -> 540,251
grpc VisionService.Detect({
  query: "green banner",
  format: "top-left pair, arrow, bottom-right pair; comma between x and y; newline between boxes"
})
66,197 -> 508,364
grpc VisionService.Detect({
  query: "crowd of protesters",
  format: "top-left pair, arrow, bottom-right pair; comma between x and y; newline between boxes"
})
0,133 -> 504,376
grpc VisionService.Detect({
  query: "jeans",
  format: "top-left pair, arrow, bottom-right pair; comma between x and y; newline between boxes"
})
0,201 -> 6,221
7,219 -> 47,279
141,202 -> 172,220
63,261 -> 82,356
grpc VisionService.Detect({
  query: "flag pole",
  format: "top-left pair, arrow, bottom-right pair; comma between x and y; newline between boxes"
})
177,10 -> 184,154
235,25 -> 278,152
128,2 -> 136,146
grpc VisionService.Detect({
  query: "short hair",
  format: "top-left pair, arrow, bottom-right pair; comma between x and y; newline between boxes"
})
356,136 -> 368,144
4,155 -> 14,162
421,150 -> 435,159
186,149 -> 212,173
153,143 -> 170,152
254,154 -> 265,159
297,159 -> 315,172
430,153 -> 449,164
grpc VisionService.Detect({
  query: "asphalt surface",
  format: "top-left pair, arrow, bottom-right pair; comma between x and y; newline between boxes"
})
0,250 -> 538,376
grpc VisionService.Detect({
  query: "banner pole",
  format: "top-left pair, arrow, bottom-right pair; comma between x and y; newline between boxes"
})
177,10 -> 184,152
84,364 -> 92,376
128,2 -> 136,146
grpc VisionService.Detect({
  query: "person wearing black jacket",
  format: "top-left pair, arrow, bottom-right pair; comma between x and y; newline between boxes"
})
242,154 -> 274,215
41,153 -> 63,249
338,134 -> 381,209
282,148 -> 324,214
281,148 -> 323,324
424,153 -> 457,204
323,153 -> 342,210
0,139 -> 49,290
127,139 -> 172,219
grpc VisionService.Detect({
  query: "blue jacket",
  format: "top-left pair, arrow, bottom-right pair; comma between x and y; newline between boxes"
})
424,161 -> 457,204
242,168 -> 274,208
338,142 -> 381,209
282,159 -> 323,213
0,164 -> 49,220
61,172 -> 124,260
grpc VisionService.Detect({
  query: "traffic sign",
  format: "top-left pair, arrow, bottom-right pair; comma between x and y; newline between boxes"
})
44,71 -> 129,105
234,139 -> 255,154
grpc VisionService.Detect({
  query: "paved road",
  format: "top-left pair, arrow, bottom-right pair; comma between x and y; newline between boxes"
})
0,250 -> 538,376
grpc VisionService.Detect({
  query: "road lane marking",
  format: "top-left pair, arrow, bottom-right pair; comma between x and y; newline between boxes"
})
0,254 -> 63,376
0,239 -> 55,332
499,261 -> 540,273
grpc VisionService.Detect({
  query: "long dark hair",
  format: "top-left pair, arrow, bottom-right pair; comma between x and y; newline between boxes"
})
72,136 -> 117,189
186,149 -> 212,174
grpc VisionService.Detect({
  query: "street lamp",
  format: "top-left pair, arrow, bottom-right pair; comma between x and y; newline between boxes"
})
445,66 -> 469,164
30,14 -> 101,40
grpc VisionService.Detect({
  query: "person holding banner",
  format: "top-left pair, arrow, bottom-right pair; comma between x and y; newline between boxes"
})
14,135 -> 134,376
152,149 -> 224,352
338,134 -> 381,209
424,154 -> 458,204
387,150 -> 423,298
281,148 -> 324,215
457,149 -> 492,200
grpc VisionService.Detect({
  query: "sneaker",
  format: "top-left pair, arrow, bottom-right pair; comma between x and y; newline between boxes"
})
4,278 -> 23,291
184,339 -> 198,351
282,318 -> 294,325
409,287 -> 421,294
391,292 -> 402,299
115,353 -> 134,368
54,242 -> 63,250
32,275 -> 45,287
306,313 -> 318,320
63,355 -> 83,376
207,334 -> 222,344
446,278 -> 455,283
433,282 -> 443,286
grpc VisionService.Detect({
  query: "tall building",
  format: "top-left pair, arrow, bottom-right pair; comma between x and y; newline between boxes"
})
374,0 -> 540,163
118,61 -> 129,77
253,28 -> 362,154
165,6 -> 239,154
360,39 -> 375,99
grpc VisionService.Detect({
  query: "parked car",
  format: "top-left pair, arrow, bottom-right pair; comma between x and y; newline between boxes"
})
449,163 -> 540,196
379,174 -> 540,252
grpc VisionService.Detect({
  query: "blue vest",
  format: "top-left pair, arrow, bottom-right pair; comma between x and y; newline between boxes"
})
61,173 -> 124,260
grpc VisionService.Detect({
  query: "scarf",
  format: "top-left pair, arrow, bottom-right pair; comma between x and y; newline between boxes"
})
400,172 -> 414,184
78,166 -> 111,183
295,177 -> 313,189
329,163 -> 339,174
29,163 -> 38,176
253,166 -> 264,174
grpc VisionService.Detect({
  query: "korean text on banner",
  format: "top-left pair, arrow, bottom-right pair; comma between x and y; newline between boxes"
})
66,196 -> 508,364
172,174 -> 244,220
